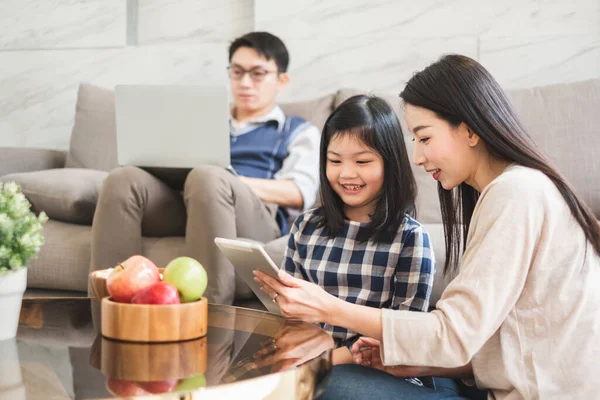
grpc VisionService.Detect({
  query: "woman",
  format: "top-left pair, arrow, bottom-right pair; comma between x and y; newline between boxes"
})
254,54 -> 600,399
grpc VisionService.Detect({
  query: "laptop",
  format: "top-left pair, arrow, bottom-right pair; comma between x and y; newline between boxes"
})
114,85 -> 232,188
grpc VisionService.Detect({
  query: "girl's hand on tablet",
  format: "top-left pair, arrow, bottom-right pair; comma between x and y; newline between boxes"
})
253,269 -> 340,323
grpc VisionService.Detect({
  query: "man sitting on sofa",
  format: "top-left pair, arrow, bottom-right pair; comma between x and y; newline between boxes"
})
91,31 -> 320,305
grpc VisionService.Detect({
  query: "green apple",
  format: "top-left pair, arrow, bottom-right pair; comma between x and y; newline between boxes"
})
175,374 -> 206,392
163,257 -> 207,302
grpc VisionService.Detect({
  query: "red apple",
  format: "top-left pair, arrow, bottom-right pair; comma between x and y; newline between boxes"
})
106,255 -> 160,303
106,377 -> 150,397
138,380 -> 178,394
131,281 -> 181,305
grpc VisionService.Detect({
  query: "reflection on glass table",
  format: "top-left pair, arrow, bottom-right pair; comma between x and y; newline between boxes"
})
6,298 -> 333,400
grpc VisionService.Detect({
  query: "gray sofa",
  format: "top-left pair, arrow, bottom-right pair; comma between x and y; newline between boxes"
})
2,79 -> 600,308
0,83 -> 335,301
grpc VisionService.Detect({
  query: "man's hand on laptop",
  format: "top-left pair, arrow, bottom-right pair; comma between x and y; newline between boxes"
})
239,176 -> 303,209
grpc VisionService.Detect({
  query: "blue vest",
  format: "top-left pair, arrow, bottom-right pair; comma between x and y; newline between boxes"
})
230,116 -> 308,233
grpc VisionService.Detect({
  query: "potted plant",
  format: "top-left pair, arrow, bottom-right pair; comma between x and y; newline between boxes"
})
0,182 -> 47,340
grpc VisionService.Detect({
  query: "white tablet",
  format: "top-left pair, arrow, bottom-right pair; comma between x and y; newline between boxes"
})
214,237 -> 281,314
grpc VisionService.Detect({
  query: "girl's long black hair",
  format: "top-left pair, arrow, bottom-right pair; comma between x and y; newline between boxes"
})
317,95 -> 417,243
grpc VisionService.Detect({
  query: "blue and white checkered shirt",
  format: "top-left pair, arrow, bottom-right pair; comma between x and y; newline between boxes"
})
283,208 -> 436,344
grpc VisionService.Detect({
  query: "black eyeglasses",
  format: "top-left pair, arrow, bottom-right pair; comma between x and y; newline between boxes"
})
227,66 -> 278,82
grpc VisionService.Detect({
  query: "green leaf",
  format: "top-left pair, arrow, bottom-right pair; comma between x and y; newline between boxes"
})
0,182 -> 46,272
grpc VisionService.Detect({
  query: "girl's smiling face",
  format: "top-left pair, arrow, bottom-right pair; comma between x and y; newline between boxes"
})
326,133 -> 384,222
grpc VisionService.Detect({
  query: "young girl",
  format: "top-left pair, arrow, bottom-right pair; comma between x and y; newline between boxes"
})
255,55 -> 600,399
277,95 -> 435,364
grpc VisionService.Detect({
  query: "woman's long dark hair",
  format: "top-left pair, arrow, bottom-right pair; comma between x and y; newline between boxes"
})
401,54 -> 600,275
317,95 -> 417,243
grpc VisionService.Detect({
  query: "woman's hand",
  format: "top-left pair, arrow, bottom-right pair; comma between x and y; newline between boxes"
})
351,337 -> 429,378
253,269 -> 341,324
253,321 -> 334,372
351,337 -> 475,379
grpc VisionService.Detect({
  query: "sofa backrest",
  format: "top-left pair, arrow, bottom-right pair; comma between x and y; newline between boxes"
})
69,79 -> 600,219
66,83 -> 119,172
506,79 -> 600,219
335,78 -> 600,222
279,94 -> 336,133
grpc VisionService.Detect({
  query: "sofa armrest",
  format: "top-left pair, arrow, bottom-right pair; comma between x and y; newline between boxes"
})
0,147 -> 67,177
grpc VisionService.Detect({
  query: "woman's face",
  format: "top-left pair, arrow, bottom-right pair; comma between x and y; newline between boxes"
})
404,104 -> 478,190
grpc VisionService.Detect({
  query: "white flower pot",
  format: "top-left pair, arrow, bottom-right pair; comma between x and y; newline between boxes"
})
0,269 -> 27,340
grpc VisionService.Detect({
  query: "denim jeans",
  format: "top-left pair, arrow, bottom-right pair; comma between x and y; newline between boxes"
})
318,364 -> 488,400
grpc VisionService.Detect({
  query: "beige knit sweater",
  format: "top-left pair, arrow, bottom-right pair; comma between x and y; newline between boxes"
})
381,165 -> 600,399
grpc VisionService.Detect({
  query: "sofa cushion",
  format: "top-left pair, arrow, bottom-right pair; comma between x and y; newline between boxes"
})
506,79 -> 600,218
1,168 -> 107,225
65,83 -> 119,172
280,94 -> 336,133
26,219 -> 92,292
335,89 -> 442,224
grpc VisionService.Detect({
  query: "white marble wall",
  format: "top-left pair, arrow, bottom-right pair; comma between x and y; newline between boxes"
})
1,0 -> 599,149
0,0 -> 253,149
256,0 -> 600,101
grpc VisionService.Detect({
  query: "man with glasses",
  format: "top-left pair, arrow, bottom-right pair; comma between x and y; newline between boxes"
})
91,32 -> 320,305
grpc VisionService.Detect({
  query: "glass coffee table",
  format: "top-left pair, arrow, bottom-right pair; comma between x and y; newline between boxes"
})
3,297 -> 333,399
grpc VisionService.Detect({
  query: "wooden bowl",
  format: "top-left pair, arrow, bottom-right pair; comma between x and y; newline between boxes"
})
89,267 -> 208,342
101,297 -> 207,342
90,335 -> 207,381
89,268 -> 114,301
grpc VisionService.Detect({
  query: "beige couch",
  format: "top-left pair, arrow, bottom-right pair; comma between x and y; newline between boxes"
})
2,79 -> 600,308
